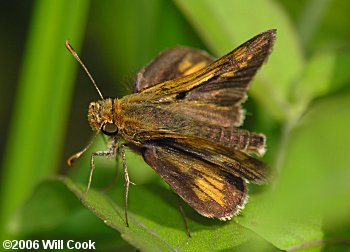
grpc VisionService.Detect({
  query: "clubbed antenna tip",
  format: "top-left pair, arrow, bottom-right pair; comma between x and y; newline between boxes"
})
65,40 -> 104,100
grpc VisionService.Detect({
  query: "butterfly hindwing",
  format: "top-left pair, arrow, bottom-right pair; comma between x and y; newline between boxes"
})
168,137 -> 270,184
142,141 -> 247,219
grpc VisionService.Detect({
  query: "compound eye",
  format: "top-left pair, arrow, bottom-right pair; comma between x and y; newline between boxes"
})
101,123 -> 118,135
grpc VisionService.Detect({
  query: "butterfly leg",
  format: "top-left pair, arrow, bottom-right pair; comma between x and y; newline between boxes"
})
67,131 -> 100,166
177,195 -> 191,237
120,144 -> 130,227
86,138 -> 119,194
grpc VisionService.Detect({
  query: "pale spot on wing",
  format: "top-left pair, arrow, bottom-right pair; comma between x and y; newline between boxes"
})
193,187 -> 209,202
194,177 -> 225,207
220,71 -> 236,78
204,175 -> 224,190
234,46 -> 247,56
239,61 -> 248,69
178,59 -> 193,72
183,61 -> 208,76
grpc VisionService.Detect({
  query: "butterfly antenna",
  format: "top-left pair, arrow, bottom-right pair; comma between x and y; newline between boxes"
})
65,41 -> 104,100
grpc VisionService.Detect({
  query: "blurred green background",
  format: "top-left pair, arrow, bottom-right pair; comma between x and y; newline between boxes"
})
1,0 -> 350,251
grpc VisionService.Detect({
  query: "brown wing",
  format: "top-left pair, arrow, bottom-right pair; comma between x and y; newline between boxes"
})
134,47 -> 214,93
162,137 -> 270,184
140,29 -> 276,128
142,141 -> 247,219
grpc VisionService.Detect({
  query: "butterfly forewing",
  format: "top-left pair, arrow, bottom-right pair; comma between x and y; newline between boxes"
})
135,47 -> 214,93
140,30 -> 275,98
138,30 -> 276,128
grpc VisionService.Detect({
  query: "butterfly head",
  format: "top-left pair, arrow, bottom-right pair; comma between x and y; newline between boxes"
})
88,98 -> 118,136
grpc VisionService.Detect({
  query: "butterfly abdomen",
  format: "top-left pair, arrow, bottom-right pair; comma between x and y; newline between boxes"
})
198,126 -> 266,156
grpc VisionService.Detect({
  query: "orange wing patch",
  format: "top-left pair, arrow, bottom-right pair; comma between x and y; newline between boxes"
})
194,176 -> 225,207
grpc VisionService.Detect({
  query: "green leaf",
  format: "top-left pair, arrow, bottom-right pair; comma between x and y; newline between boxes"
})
174,0 -> 304,121
13,179 -> 134,251
21,177 -> 279,251
237,194 -> 323,251
293,50 -> 350,116
297,0 -> 330,48
0,0 -> 89,240
238,93 -> 350,251
10,179 -> 82,236
242,94 -> 350,251
277,94 -> 350,221
306,0 -> 350,52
